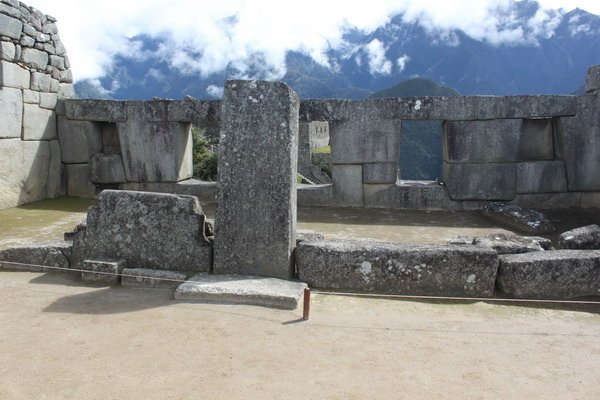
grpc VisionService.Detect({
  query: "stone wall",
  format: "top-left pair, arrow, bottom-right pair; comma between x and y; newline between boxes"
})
0,0 -> 74,210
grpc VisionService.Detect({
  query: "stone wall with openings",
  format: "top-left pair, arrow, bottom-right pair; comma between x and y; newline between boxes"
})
0,0 -> 75,210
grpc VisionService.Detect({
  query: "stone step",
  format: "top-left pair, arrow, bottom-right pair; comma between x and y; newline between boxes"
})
174,273 -> 307,310
121,268 -> 187,289
81,259 -> 126,285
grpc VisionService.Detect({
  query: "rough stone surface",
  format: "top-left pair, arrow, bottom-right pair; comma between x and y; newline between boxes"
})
555,94 -> 600,191
497,250 -> 600,299
443,119 -> 521,163
64,100 -> 127,122
330,118 -> 400,164
22,104 -> 57,140
121,268 -> 188,289
213,80 -> 299,279
586,64 -> 600,93
57,117 -> 102,163
117,103 -> 193,182
482,203 -> 555,234
30,72 -> 58,92
73,190 -> 212,273
516,161 -> 567,194
558,225 -> 600,250
332,164 -> 363,206
297,240 -> 498,296
442,162 -> 516,201
46,139 -> 65,198
66,164 -> 96,198
297,184 -> 333,207
175,273 -> 307,310
519,119 -> 554,161
81,259 -> 125,285
0,60 -> 30,88
362,182 -> 477,210
363,163 -> 397,184
0,138 -> 50,210
0,13 -> 22,39
120,180 -> 218,205
90,153 -> 126,184
469,233 -> 545,255
0,41 -> 16,60
0,86 -> 22,138
39,92 -> 57,109
22,89 -> 39,104
20,47 -> 48,69
167,97 -> 221,125
0,240 -> 71,273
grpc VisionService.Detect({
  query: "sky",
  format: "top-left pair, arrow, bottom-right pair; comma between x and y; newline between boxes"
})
25,0 -> 600,84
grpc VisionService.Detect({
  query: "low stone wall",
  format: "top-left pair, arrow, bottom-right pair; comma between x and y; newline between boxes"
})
0,0 -> 74,210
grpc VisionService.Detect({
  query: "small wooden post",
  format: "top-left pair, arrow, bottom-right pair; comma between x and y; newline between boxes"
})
303,288 -> 311,320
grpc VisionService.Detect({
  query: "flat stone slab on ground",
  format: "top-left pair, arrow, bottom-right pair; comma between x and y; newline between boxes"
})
482,203 -> 555,234
297,240 -> 498,297
0,241 -> 72,273
558,224 -> 600,250
175,273 -> 307,310
81,259 -> 126,285
121,268 -> 187,290
456,233 -> 547,255
498,250 -> 600,299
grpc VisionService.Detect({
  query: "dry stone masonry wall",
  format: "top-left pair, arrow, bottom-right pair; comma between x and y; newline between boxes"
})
0,0 -> 74,209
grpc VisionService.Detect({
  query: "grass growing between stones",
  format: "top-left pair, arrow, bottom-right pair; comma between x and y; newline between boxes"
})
311,145 -> 331,154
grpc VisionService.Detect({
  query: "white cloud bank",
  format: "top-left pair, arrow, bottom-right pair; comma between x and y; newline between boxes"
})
25,0 -> 600,82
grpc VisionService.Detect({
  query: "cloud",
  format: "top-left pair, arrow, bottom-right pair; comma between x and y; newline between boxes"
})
206,85 -> 224,98
396,55 -> 411,72
24,0 -> 600,83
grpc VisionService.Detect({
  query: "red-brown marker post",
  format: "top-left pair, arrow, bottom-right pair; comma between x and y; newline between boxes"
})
302,288 -> 311,320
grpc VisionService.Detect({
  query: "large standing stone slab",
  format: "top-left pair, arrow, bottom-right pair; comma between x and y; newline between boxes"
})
66,164 -> 96,198
516,161 -> 567,193
519,119 -> 554,161
497,250 -> 600,299
0,87 -> 22,138
90,153 -> 126,184
0,60 -> 30,89
213,80 -> 299,279
22,104 -> 57,140
442,162 -> 516,200
332,164 -> 364,206
57,117 -> 103,163
74,190 -> 212,273
330,118 -> 400,164
443,119 -> 521,163
297,240 -> 498,297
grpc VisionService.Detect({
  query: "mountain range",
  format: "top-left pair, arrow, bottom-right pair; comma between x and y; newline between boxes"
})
75,2 -> 600,101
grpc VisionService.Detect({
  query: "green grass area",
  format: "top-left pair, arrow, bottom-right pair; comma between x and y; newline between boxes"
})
311,145 -> 331,154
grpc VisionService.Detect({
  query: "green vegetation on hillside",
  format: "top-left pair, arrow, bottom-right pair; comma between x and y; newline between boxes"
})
191,125 -> 218,181
370,78 -> 459,180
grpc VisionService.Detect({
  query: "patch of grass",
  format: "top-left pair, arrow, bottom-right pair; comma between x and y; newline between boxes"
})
311,145 -> 331,154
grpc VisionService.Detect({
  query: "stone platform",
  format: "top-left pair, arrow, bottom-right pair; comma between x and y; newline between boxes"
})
174,273 -> 307,310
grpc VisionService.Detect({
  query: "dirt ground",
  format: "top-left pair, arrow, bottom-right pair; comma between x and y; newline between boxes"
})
1,271 -> 599,399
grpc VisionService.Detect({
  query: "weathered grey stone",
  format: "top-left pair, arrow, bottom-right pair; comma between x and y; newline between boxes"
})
39,91 -> 57,109
297,183 -> 333,206
53,40 -> 66,55
586,64 -> 600,93
22,104 -> 56,140
442,162 -> 516,201
0,13 -> 22,39
363,163 -> 397,184
57,116 -> 102,163
41,22 -> 57,35
0,139 -> 50,210
120,180 -> 218,205
555,94 -> 600,191
117,103 -> 193,183
0,2 -> 20,18
59,69 -> 72,83
330,118 -> 400,164
57,83 -> 75,99
121,268 -> 187,289
482,203 -> 555,234
213,80 -> 299,279
90,153 -> 126,184
443,119 -> 521,163
0,60 -> 30,88
298,122 -> 313,177
48,54 -> 64,69
0,41 -> 15,60
81,259 -> 126,285
0,86 -> 22,138
64,99 -> 127,122
22,89 -> 39,104
66,163 -> 96,198
175,273 -> 307,310
21,22 -> 36,37
332,164 -> 363,206
363,182 -> 474,210
74,190 -> 212,273
20,47 -> 48,69
30,71 -> 58,92
19,34 -> 34,47
46,139 -> 65,198
297,240 -> 498,297
471,233 -> 545,255
167,97 -> 221,126
519,119 -> 554,161
296,232 -> 325,245
516,161 -> 567,194
0,240 -> 71,273
558,225 -> 600,250
497,250 -> 600,299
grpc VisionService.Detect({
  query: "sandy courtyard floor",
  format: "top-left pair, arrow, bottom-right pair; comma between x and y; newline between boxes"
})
0,271 -> 599,399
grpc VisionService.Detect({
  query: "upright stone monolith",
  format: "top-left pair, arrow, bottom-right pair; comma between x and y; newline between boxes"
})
213,80 -> 299,279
